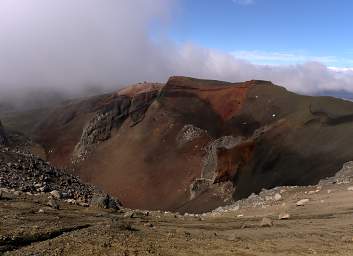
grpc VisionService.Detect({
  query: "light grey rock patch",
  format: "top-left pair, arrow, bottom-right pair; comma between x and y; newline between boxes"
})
176,124 -> 205,147
202,136 -> 245,180
296,199 -> 310,206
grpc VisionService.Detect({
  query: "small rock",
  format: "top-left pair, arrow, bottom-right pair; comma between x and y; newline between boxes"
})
90,194 -> 109,209
248,193 -> 257,199
130,211 -> 148,218
39,185 -> 50,193
274,193 -> 282,201
265,196 -> 272,201
66,199 -> 76,204
78,202 -> 89,207
47,199 -> 59,209
144,223 -> 154,228
296,199 -> 310,206
231,205 -> 240,211
260,217 -> 273,227
347,186 -> 353,191
50,190 -> 61,199
278,213 -> 290,220
90,194 -> 120,210
38,208 -> 45,213
34,183 -> 43,188
308,189 -> 320,195
241,224 -> 249,229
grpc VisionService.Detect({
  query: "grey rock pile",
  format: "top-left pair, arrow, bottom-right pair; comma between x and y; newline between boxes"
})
319,161 -> 353,185
0,148 -> 120,208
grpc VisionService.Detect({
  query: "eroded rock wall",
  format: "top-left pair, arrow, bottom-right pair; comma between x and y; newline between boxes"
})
73,90 -> 160,162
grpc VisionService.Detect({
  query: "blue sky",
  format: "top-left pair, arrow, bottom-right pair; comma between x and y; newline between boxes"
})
168,0 -> 353,68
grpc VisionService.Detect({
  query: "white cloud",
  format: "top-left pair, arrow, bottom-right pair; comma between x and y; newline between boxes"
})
168,45 -> 353,95
329,67 -> 353,73
232,50 -> 339,66
0,0 -> 353,102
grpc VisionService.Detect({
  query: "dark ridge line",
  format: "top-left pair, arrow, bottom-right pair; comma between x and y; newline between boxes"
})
165,84 -> 251,92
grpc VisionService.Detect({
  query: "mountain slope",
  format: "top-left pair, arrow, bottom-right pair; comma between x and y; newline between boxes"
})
12,77 -> 353,213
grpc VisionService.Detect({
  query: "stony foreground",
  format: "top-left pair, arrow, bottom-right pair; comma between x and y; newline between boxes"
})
2,164 -> 353,255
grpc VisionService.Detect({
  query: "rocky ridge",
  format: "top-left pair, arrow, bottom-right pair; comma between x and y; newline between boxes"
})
210,161 -> 353,216
72,84 -> 161,162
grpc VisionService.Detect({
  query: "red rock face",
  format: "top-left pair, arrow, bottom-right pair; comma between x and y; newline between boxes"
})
165,76 -> 252,121
31,77 -> 353,213
214,141 -> 255,184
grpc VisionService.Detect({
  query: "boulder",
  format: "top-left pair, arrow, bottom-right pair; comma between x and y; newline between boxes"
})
278,213 -> 290,220
50,190 -> 61,199
274,193 -> 282,201
296,199 -> 310,206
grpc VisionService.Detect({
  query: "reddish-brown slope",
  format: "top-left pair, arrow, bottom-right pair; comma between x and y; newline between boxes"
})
165,76 -> 254,121
34,95 -> 106,167
28,76 -> 353,213
77,102 -> 209,210
35,83 -> 163,168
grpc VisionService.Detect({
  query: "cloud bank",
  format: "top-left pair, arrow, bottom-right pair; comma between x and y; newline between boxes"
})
0,0 -> 352,103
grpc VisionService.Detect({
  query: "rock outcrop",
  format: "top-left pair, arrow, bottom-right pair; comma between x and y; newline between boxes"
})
72,86 -> 161,162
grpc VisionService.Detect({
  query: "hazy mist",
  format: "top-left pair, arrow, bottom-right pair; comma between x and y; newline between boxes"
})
0,0 -> 352,107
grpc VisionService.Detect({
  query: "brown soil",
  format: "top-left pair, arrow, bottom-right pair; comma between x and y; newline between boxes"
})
2,177 -> 353,255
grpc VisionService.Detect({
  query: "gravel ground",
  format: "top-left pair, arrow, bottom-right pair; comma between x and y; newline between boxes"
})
2,164 -> 353,255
